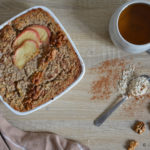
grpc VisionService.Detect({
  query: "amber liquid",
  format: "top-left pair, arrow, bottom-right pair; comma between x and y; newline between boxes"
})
118,3 -> 150,45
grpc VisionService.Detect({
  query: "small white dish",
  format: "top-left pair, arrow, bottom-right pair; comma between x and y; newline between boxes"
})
0,6 -> 85,115
109,0 -> 150,54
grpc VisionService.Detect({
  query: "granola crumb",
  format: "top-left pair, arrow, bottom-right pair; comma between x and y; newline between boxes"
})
127,140 -> 138,150
134,121 -> 145,134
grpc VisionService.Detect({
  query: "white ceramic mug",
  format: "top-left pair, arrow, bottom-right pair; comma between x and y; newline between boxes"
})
109,0 -> 150,54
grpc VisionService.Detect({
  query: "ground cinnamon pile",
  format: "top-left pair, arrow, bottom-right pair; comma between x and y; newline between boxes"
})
90,58 -> 127,100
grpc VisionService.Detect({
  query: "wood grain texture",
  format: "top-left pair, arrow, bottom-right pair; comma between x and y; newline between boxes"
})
0,0 -> 150,150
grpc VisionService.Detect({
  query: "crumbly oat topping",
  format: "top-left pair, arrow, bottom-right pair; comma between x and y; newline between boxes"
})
0,8 -> 81,112
134,121 -> 145,134
127,140 -> 138,150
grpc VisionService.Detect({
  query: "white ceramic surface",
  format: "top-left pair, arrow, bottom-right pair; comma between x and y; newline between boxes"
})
0,6 -> 85,115
109,0 -> 150,54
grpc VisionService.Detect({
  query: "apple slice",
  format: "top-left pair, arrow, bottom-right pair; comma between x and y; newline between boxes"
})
13,40 -> 39,69
13,29 -> 41,48
28,25 -> 50,43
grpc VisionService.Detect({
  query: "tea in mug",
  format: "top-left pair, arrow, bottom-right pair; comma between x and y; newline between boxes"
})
118,3 -> 150,45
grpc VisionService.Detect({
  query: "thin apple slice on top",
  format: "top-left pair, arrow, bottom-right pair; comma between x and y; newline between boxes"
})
13,28 -> 41,48
28,25 -> 50,44
13,40 -> 39,69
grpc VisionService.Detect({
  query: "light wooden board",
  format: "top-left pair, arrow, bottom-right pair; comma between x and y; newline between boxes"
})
0,0 -> 150,150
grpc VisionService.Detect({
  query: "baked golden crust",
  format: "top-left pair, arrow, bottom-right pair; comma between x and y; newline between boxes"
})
12,8 -> 52,30
0,8 -> 82,112
0,25 -> 16,51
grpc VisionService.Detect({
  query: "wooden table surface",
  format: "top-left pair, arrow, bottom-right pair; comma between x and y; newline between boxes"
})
0,0 -> 150,150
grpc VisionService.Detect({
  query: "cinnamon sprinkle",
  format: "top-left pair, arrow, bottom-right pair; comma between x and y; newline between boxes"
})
90,58 -> 150,116
90,58 -> 127,100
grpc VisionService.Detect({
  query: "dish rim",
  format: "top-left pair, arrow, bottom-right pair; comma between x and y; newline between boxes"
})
0,6 -> 85,115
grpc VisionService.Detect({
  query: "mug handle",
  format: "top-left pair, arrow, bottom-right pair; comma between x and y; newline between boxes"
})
147,50 -> 150,54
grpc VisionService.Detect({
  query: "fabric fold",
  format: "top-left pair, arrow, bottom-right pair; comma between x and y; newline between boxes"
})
0,113 -> 89,150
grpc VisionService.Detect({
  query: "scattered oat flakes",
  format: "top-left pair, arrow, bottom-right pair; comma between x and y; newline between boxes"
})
134,121 -> 145,134
118,65 -> 135,95
90,58 -> 127,100
127,140 -> 138,150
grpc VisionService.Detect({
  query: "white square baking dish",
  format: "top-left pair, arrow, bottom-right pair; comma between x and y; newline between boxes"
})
0,6 -> 85,115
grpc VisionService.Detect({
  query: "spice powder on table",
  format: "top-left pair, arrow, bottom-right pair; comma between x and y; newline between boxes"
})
89,58 -> 128,100
89,58 -> 150,116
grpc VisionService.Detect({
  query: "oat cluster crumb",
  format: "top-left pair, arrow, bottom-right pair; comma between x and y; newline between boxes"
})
128,77 -> 149,97
134,121 -> 145,134
127,140 -> 138,150
118,65 -> 135,95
